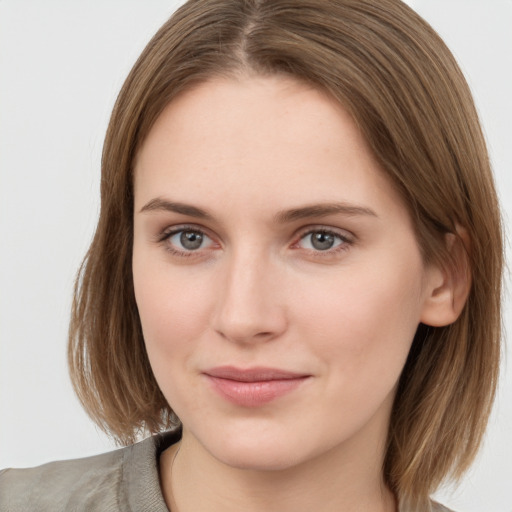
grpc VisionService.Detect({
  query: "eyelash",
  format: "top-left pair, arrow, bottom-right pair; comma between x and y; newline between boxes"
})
157,224 -> 354,259
157,225 -> 216,259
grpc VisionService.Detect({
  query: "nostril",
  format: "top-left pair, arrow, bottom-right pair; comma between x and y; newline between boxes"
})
214,325 -> 281,345
255,331 -> 273,338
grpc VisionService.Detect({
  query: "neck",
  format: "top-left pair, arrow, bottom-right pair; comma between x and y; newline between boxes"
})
160,421 -> 396,512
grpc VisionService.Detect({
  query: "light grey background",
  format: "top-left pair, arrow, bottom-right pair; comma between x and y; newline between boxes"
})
0,1 -> 510,510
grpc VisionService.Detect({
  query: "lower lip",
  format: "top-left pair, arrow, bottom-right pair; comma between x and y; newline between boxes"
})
205,375 -> 309,407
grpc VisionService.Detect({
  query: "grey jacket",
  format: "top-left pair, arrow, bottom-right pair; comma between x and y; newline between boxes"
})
0,429 -> 180,512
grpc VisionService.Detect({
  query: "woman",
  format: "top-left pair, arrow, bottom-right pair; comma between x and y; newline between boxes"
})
0,0 -> 503,511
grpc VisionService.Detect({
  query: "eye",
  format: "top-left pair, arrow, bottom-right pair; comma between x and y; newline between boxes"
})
163,227 -> 215,254
297,229 -> 351,252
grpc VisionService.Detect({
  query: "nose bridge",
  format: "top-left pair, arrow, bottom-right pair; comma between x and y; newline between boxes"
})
213,243 -> 286,344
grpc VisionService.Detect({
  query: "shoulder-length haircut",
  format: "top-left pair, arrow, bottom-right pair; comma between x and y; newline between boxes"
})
69,0 -> 503,507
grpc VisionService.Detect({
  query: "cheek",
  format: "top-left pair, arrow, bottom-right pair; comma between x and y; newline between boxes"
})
293,254 -> 424,391
133,258 -> 216,416
132,253 -> 212,366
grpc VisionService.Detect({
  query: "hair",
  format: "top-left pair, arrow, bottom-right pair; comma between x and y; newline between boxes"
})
68,0 -> 503,508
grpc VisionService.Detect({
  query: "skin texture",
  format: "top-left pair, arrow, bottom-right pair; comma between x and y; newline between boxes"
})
132,75 -> 457,512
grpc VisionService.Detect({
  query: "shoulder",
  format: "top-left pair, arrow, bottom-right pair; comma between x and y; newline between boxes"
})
431,502 -> 456,512
0,429 -> 180,512
0,444 -> 127,512
399,499 -> 456,512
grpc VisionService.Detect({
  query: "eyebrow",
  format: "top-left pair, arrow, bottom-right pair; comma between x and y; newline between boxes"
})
139,197 -> 378,223
273,202 -> 378,223
140,198 -> 213,219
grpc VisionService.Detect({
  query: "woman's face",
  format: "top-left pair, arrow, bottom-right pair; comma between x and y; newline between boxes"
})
132,75 -> 440,471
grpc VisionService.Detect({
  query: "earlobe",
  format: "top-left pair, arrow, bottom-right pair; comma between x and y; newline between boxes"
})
420,229 -> 472,327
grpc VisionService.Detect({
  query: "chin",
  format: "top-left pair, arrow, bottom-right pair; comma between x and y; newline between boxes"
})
195,423 -> 320,472
214,444 -> 306,472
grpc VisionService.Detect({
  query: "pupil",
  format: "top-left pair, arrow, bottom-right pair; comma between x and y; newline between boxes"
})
181,231 -> 203,250
312,232 -> 334,250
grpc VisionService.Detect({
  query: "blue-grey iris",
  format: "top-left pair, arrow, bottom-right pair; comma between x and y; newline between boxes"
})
311,232 -> 335,250
181,231 -> 203,250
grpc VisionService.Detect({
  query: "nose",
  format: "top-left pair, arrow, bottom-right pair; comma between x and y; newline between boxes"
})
212,248 -> 288,345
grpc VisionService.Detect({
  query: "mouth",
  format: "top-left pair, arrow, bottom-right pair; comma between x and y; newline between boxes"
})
202,366 -> 311,407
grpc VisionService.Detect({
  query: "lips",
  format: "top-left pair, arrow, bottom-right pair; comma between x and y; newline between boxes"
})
203,366 -> 311,407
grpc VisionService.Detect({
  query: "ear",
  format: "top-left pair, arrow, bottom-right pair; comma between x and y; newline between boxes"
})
420,228 -> 472,327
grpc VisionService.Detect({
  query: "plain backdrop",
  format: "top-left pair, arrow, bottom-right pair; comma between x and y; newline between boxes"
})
0,1 -> 511,511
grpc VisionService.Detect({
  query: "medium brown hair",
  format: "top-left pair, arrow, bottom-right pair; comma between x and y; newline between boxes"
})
68,0 -> 503,507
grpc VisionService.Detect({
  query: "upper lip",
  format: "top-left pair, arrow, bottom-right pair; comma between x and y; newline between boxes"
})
203,366 -> 310,382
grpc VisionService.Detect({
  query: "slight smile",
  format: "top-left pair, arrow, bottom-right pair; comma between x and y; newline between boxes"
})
203,366 -> 312,408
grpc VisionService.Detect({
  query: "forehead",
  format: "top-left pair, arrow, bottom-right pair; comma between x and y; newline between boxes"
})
133,75 -> 405,223
136,75 -> 363,169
